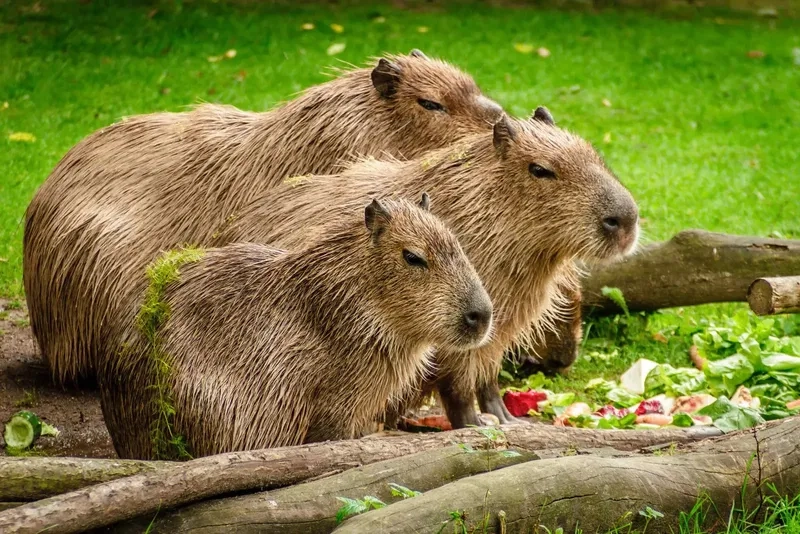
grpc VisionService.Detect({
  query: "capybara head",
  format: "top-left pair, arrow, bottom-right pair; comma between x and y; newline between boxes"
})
364,193 -> 493,351
490,108 -> 639,262
370,49 -> 504,144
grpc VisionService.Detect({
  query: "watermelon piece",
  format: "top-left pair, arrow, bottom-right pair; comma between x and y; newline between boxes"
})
503,390 -> 547,417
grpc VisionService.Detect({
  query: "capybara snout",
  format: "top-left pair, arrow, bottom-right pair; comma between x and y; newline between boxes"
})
459,284 -> 493,348
598,180 -> 639,258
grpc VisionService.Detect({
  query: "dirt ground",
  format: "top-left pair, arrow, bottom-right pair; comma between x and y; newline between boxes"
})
0,299 -> 116,458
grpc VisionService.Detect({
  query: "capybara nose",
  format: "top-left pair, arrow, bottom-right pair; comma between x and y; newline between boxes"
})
462,290 -> 493,342
601,195 -> 639,254
477,96 -> 504,123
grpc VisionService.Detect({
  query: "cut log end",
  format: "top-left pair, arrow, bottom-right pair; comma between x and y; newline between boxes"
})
748,276 -> 800,316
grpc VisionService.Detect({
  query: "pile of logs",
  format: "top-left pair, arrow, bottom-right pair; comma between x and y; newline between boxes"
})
581,229 -> 800,316
7,420 -> 800,534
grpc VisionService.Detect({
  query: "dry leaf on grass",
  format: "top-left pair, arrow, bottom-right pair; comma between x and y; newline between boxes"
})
602,98 -> 612,107
603,132 -> 612,144
514,43 -> 534,54
301,22 -> 315,30
9,132 -> 36,142
537,47 -> 550,58
747,50 -> 765,58
327,42 -> 346,56
330,23 -> 344,33
417,26 -> 429,33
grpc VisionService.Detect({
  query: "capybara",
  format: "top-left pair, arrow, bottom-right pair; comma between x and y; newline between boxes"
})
23,50 -> 504,386
100,194 -> 493,459
213,110 -> 640,428
512,282 -> 584,376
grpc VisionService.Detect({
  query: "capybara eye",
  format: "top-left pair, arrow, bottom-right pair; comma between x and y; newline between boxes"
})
417,99 -> 445,112
529,163 -> 556,179
402,249 -> 428,268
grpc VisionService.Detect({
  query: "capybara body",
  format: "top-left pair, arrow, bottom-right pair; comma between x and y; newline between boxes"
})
23,51 -> 503,385
215,111 -> 640,428
101,196 -> 493,459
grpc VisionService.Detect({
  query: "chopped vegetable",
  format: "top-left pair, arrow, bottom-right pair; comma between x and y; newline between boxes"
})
635,414 -> 673,426
672,394 -> 717,414
635,399 -> 665,416
595,405 -> 630,418
620,358 -> 660,395
4,411 -> 59,450
696,396 -> 765,432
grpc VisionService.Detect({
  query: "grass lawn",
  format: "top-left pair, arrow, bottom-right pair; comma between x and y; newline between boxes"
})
1,1 -> 799,530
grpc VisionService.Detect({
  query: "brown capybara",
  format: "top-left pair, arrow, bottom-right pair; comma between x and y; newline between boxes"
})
511,282 -> 584,376
213,110 -> 640,428
23,49 -> 504,386
100,194 -> 493,459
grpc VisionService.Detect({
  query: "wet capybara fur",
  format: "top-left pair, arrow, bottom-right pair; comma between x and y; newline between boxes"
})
101,195 -> 493,459
23,50 -> 504,386
214,110 -> 640,429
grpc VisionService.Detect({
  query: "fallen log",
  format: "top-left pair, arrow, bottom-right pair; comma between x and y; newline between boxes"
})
582,230 -> 800,314
107,446 -> 539,533
0,424 -> 721,534
748,276 -> 800,315
0,457 -> 171,501
335,417 -> 800,534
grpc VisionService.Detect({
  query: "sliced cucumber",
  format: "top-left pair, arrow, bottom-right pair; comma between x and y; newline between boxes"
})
4,411 -> 42,449
3,411 -> 59,450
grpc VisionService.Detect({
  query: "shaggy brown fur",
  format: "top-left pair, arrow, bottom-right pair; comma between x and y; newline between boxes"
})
100,196 -> 493,459
23,50 -> 504,385
214,111 -> 640,428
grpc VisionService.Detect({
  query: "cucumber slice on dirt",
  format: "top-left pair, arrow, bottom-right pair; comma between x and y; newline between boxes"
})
4,411 -> 60,450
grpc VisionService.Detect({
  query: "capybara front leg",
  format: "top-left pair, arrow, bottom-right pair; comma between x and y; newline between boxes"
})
477,380 -> 524,425
437,375 -> 482,428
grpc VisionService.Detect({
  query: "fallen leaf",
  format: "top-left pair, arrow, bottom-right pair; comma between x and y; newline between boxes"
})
602,98 -> 612,107
652,332 -> 668,344
0,257 -> 7,262
372,16 -> 386,23
159,87 -> 171,95
603,132 -> 612,143
207,55 -> 222,63
9,132 -> 36,142
147,8 -> 158,19
1,102 -> 8,110
514,43 -> 534,54
747,50 -> 765,59
326,42 -> 346,56
301,22 -> 315,30
207,87 -> 216,95
417,26 -> 429,33
234,70 -> 247,82
330,23 -> 344,33
537,47 -> 550,58
224,49 -> 236,59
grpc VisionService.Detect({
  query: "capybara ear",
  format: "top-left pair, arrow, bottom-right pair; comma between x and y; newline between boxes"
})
371,58 -> 403,98
365,198 -> 392,238
410,48 -> 428,60
492,114 -> 517,157
418,192 -> 431,211
531,106 -> 555,126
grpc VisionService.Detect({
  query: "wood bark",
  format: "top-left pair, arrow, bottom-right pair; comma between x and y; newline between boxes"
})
106,446 -> 539,533
748,276 -> 800,315
335,417 -> 800,534
0,457 -> 171,501
582,230 -> 800,314
0,424 -> 721,534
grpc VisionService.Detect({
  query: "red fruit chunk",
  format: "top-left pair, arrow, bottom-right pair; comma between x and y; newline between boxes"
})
635,399 -> 664,415
503,390 -> 548,417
